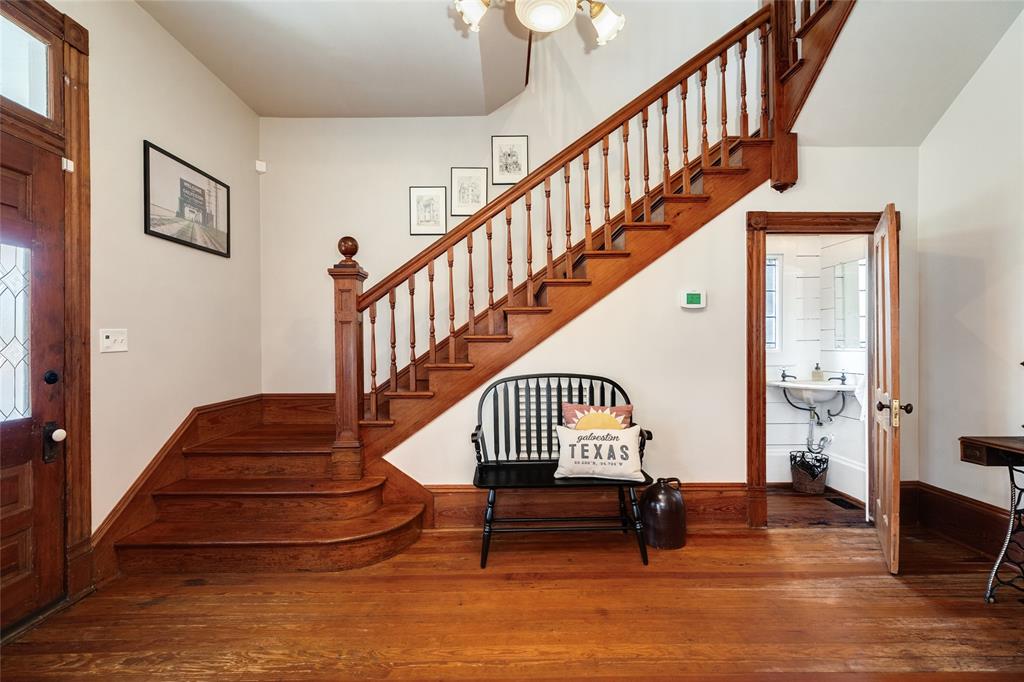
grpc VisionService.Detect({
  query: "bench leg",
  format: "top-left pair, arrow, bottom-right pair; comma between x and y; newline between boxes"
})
481,488 -> 496,569
628,486 -> 649,566
617,487 -> 629,534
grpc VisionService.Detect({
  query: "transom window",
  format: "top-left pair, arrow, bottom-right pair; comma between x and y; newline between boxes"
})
765,256 -> 780,351
0,14 -> 50,117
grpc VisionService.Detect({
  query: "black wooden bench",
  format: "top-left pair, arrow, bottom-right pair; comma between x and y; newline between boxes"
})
471,373 -> 653,568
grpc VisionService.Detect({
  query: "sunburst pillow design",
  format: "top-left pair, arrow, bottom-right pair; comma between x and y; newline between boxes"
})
562,402 -> 633,430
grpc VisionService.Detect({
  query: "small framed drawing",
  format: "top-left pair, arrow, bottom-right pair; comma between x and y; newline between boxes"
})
143,141 -> 230,257
409,186 -> 447,236
450,167 -> 488,216
491,135 -> 529,185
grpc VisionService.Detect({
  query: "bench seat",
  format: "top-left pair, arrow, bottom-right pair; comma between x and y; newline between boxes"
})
474,462 -> 654,489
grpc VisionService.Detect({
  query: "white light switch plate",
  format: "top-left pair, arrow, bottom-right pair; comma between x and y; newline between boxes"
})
99,328 -> 128,353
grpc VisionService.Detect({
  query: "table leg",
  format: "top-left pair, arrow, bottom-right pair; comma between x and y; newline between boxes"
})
985,466 -> 1024,603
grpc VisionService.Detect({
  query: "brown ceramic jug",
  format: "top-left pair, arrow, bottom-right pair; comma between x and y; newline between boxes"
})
640,477 -> 686,549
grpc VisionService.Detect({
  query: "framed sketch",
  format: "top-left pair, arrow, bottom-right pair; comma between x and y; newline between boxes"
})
143,141 -> 230,257
491,135 -> 529,185
409,186 -> 447,236
450,167 -> 488,216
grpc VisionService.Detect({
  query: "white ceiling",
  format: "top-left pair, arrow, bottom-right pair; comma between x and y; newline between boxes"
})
795,0 -> 1024,146
138,0 -> 530,117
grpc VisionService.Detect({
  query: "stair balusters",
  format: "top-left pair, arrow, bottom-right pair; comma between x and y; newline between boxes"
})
467,231 -> 476,335
680,78 -> 691,194
525,189 -> 535,306
447,247 -> 456,363
408,276 -> 417,391
582,149 -> 593,251
641,106 -> 651,221
544,178 -> 554,278
622,121 -> 632,222
369,302 -> 378,420
602,136 -> 611,248
563,163 -> 573,278
427,262 -> 436,364
699,65 -> 710,167
661,94 -> 670,198
505,206 -> 514,305
486,220 -> 495,334
760,22 -> 770,135
388,289 -> 398,389
739,35 -> 749,138
720,50 -> 729,167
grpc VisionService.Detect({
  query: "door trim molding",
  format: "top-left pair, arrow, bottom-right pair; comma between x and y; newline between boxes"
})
0,0 -> 92,608
745,211 -> 885,527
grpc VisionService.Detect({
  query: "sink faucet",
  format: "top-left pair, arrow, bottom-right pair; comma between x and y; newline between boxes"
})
781,369 -> 797,382
828,371 -> 848,385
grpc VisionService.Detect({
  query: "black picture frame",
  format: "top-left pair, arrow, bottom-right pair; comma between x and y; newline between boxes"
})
491,135 -> 529,185
143,140 -> 231,257
409,186 -> 447,236
450,166 -> 488,216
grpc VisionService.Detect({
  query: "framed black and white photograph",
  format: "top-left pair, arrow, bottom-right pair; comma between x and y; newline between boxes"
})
409,186 -> 447,236
143,141 -> 230,257
450,167 -> 487,216
491,135 -> 529,185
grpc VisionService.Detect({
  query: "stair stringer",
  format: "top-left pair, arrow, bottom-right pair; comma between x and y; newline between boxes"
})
362,143 -> 772,487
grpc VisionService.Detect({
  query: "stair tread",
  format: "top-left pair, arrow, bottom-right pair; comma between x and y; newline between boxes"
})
382,390 -> 435,399
540,278 -> 592,285
154,477 -> 385,497
699,165 -> 749,175
423,362 -> 474,370
117,504 -> 424,547
359,419 -> 396,427
183,424 -> 333,455
581,250 -> 631,257
663,194 -> 711,202
464,334 -> 514,342
504,306 -> 553,314
622,223 -> 671,230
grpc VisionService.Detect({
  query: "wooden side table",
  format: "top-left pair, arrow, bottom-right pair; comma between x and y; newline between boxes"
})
959,436 -> 1024,603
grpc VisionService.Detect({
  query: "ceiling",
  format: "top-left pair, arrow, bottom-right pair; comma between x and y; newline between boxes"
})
138,0 -> 530,117
795,0 -> 1024,146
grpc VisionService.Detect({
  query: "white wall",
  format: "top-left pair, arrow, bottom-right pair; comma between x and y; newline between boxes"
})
258,1 -> 760,392
53,1 -> 262,529
387,147 -> 920,486
917,13 -> 1024,508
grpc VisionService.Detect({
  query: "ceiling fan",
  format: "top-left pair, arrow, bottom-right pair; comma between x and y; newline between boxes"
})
454,0 -> 626,86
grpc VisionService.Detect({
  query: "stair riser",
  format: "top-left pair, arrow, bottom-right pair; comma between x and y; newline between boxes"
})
116,517 -> 421,574
153,489 -> 383,522
185,454 -> 331,480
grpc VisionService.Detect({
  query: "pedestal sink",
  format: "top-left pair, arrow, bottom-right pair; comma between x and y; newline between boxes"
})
766,379 -> 855,405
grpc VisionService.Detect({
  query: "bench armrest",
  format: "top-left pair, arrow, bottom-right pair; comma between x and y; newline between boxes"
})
639,427 -> 653,459
471,425 -> 483,462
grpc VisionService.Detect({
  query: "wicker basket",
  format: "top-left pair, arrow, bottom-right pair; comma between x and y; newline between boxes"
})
790,451 -> 829,495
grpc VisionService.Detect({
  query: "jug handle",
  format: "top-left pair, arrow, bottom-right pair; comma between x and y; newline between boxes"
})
660,477 -> 681,489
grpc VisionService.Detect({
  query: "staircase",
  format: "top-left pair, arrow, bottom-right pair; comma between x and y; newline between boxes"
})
113,0 -> 853,574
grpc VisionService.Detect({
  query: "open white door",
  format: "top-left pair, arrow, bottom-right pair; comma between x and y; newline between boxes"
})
869,203 -> 910,575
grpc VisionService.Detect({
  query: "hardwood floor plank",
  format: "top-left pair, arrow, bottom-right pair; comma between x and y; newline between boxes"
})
3,528 -> 1022,679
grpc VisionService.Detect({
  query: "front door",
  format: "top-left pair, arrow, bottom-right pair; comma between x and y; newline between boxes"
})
869,203 -> 907,575
1,131 -> 67,629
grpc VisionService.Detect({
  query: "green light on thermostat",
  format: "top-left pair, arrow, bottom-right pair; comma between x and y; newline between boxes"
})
686,293 -> 702,305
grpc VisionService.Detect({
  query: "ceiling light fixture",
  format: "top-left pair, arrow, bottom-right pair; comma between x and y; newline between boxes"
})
455,0 -> 625,45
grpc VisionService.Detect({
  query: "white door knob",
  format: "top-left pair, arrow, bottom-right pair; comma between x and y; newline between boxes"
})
51,428 -> 67,443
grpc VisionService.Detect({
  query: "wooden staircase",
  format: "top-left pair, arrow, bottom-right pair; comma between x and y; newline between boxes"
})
108,1 -> 853,575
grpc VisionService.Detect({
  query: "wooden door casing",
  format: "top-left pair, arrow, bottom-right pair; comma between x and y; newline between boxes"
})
0,131 -> 68,628
869,203 -> 901,575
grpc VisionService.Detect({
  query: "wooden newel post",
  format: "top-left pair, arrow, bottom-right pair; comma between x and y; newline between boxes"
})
328,236 -> 367,480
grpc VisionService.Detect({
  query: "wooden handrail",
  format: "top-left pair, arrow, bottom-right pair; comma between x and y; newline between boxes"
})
358,4 -> 772,309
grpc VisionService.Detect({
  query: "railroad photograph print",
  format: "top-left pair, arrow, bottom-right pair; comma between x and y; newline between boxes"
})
491,135 -> 528,184
409,186 -> 447,236
143,141 -> 231,257
450,167 -> 487,216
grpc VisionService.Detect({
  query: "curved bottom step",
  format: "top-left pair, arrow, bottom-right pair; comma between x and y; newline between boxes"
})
116,504 -> 423,574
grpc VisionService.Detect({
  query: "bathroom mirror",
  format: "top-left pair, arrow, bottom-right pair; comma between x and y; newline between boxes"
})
833,258 -> 867,349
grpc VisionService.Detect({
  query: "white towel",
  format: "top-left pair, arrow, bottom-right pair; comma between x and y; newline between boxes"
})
854,379 -> 868,421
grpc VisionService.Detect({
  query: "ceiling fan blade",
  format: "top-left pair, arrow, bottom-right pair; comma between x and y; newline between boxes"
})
525,30 -> 533,86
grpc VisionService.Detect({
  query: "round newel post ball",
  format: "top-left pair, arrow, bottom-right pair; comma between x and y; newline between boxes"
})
338,236 -> 359,261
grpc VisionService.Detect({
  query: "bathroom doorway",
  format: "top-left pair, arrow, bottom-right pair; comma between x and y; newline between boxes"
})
745,207 -> 910,574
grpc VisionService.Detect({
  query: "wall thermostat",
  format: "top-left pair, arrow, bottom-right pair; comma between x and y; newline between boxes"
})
680,289 -> 707,309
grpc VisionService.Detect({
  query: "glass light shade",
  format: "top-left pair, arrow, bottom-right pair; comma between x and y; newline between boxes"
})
590,2 -> 625,46
454,0 -> 489,32
515,0 -> 577,33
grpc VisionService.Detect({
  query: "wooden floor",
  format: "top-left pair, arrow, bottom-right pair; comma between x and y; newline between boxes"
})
2,526 -> 1021,680
768,487 -> 869,528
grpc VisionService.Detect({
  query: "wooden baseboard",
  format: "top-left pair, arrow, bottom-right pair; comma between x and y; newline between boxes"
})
900,481 -> 1008,558
428,483 -> 747,529
90,395 -> 263,584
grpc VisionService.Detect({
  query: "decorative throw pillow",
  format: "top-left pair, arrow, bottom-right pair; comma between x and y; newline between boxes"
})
562,402 -> 633,430
554,425 -> 644,482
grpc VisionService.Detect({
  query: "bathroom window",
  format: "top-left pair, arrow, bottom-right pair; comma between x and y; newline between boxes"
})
765,256 -> 779,350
